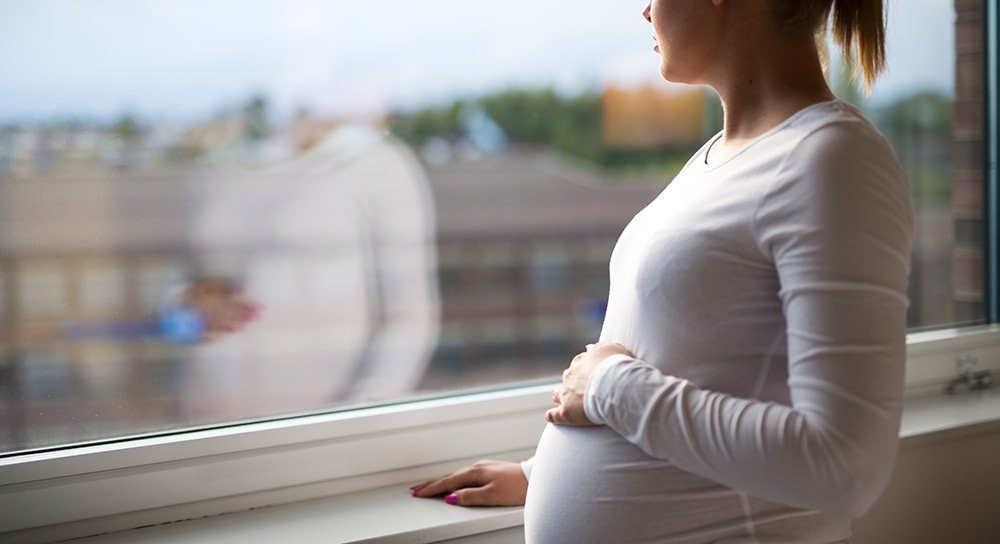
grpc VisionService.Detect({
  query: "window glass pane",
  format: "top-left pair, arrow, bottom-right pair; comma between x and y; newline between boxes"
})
0,268 -> 6,318
79,261 -> 126,315
0,0 -> 986,454
78,345 -> 131,399
17,262 -> 67,319
830,0 -> 986,329
138,261 -> 186,312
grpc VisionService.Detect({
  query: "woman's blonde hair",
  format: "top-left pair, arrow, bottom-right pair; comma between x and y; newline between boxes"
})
774,0 -> 887,91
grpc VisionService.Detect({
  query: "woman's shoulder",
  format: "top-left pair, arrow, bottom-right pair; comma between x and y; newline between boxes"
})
753,100 -> 914,255
784,100 -> 895,159
757,99 -> 910,214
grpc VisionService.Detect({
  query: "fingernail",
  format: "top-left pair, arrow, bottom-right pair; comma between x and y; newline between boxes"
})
444,494 -> 458,505
411,487 -> 423,497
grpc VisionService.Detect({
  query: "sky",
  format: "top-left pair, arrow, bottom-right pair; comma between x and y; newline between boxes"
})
0,0 -> 956,124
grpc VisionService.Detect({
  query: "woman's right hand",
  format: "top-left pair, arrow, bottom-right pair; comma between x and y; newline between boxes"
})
181,280 -> 259,340
409,459 -> 527,506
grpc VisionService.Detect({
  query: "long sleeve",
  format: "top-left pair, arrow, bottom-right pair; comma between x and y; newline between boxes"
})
339,139 -> 441,401
520,457 -> 534,481
583,122 -> 915,518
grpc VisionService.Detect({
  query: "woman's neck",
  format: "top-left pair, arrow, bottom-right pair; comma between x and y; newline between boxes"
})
704,30 -> 836,164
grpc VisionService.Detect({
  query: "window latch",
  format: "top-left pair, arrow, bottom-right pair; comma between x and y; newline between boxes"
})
945,354 -> 993,394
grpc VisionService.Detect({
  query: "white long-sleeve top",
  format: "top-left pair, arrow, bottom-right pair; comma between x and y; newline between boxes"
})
180,127 -> 439,422
523,100 -> 914,543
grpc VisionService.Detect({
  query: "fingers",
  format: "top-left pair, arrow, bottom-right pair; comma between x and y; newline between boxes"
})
408,480 -> 434,494
410,466 -> 483,498
544,405 -> 565,424
202,299 -> 259,334
545,405 -> 577,425
445,483 -> 502,506
409,476 -> 491,506
545,403 -> 595,427
410,474 -> 461,498
411,485 -> 493,506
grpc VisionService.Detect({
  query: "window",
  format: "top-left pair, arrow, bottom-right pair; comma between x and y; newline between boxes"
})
17,262 -> 68,319
78,261 -> 127,315
4,0 -> 710,454
1,1 -> 999,540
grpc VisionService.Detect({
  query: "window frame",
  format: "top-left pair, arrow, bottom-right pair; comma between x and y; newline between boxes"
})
2,2 -> 999,542
3,327 -> 1000,543
987,0 -> 1000,322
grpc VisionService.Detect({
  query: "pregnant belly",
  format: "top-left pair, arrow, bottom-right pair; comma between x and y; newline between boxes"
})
524,424 -> 750,544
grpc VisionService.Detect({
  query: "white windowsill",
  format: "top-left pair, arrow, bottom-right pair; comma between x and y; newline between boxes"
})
75,485 -> 524,544
4,326 -> 999,544
71,389 -> 1000,544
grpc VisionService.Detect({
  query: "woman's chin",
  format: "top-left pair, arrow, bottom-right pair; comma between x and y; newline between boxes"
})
657,59 -> 678,81
658,67 -> 683,84
658,63 -> 699,86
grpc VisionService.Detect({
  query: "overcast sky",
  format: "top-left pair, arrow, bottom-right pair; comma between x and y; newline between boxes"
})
0,0 -> 956,124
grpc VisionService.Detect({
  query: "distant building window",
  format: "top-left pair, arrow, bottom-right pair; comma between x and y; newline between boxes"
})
138,262 -> 186,312
530,244 -> 571,295
79,262 -> 126,316
20,348 -> 71,401
78,345 -> 130,399
17,263 -> 67,319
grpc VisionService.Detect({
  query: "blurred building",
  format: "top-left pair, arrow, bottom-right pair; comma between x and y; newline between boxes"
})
0,140 -> 663,451
424,150 -> 663,388
951,0 -> 985,323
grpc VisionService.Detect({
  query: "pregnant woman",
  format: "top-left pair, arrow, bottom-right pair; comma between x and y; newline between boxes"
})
413,0 -> 913,542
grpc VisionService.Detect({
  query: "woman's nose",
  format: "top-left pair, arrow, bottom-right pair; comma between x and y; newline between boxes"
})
642,1 -> 651,22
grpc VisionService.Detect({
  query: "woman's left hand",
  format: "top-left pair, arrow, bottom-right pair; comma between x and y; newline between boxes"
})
545,341 -> 633,427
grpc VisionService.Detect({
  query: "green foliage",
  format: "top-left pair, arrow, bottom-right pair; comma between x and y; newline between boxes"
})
390,88 -> 694,171
878,91 -> 953,142
244,95 -> 270,140
875,91 -> 953,206
111,114 -> 143,141
389,85 -> 956,191
389,101 -> 464,147
479,89 -> 602,162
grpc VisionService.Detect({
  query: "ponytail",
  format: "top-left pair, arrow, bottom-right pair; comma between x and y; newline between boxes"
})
773,0 -> 887,92
830,0 -> 887,91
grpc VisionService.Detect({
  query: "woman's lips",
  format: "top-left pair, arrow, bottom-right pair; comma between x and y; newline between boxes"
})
652,35 -> 659,53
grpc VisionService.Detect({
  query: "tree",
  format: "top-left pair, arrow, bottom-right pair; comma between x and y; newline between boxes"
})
244,95 -> 270,140
111,114 -> 143,142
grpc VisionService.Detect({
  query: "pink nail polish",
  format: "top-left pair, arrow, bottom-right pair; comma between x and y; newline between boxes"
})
444,494 -> 458,505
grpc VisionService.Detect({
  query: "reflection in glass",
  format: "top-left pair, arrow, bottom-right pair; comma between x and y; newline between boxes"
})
178,125 -> 440,420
